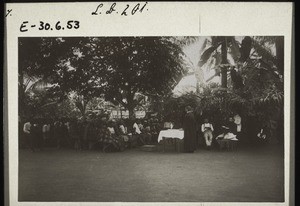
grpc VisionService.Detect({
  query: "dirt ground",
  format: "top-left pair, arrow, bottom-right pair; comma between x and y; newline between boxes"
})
18,144 -> 284,202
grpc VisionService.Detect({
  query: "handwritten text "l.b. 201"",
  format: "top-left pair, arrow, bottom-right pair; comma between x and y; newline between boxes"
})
92,2 -> 148,16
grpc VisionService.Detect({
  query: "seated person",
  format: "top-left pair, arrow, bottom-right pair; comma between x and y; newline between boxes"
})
143,121 -> 152,144
150,120 -> 161,143
96,123 -> 108,144
234,113 -> 242,140
216,117 -> 238,141
133,120 -> 145,145
227,117 -> 237,135
133,120 -> 142,135
257,125 -> 270,145
163,122 -> 174,129
119,122 -> 127,134
107,124 -> 116,136
201,118 -> 214,148
98,122 -> 125,152
118,121 -> 130,145
138,120 -> 144,132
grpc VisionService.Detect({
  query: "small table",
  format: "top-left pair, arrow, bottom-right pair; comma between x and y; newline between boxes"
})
157,129 -> 184,152
217,139 -> 238,151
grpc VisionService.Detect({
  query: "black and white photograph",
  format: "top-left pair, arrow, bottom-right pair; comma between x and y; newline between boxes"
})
4,2 -> 293,206
18,36 -> 285,202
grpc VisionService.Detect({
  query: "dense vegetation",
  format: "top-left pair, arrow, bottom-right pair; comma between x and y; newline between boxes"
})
19,36 -> 284,143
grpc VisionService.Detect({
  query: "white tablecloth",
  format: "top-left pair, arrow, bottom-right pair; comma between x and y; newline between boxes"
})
157,129 -> 184,143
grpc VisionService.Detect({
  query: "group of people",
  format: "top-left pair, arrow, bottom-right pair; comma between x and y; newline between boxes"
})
22,119 -> 72,152
21,117 -> 162,152
90,118 -> 161,152
21,106 -> 271,153
182,106 -> 243,153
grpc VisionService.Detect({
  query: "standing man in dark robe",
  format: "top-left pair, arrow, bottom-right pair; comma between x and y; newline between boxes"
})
183,106 -> 197,153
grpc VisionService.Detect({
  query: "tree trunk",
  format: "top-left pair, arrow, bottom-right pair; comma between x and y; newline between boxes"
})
81,111 -> 86,121
128,107 -> 135,119
221,37 -> 228,88
196,82 -> 200,94
126,89 -> 136,119
75,97 -> 88,121
82,100 -> 87,120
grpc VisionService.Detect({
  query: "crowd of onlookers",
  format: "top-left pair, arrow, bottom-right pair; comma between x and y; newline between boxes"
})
20,111 -> 274,153
21,117 -> 163,152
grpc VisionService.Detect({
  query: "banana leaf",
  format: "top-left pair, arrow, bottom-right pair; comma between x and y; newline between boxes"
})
198,42 -> 222,68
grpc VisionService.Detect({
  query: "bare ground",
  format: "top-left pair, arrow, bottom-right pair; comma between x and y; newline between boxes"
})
18,144 -> 284,202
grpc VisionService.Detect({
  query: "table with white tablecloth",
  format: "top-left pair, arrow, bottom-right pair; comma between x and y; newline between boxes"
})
157,129 -> 184,152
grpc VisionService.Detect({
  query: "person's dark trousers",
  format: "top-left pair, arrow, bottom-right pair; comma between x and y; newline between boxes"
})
197,132 -> 204,148
38,135 -> 44,150
138,134 -> 146,145
57,136 -> 63,149
236,132 -> 242,145
129,135 -> 138,148
151,133 -> 158,144
25,133 -> 35,152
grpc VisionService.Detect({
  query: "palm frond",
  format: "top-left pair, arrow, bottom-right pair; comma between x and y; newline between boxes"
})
178,36 -> 200,46
252,39 -> 276,64
228,37 -> 241,62
29,79 -> 51,92
39,101 -> 58,108
198,43 -> 221,68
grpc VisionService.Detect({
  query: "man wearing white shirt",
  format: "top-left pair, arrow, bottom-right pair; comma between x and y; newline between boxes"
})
23,120 -> 34,152
234,113 -> 242,141
42,124 -> 48,139
133,122 -> 141,134
23,121 -> 31,134
107,126 -> 116,135
201,118 -> 214,149
119,124 -> 126,134
133,120 -> 146,145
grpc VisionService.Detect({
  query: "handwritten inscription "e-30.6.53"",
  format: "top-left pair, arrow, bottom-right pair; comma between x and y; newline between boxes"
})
20,20 -> 80,32
91,2 -> 148,16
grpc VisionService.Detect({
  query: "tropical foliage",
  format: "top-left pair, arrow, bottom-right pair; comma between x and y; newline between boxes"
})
160,36 -> 284,141
19,37 -> 188,120
19,36 -> 284,143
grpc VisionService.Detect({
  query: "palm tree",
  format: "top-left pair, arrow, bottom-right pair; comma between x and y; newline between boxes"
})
198,36 -> 283,88
197,36 -> 247,88
19,73 -> 51,120
179,36 -> 244,91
